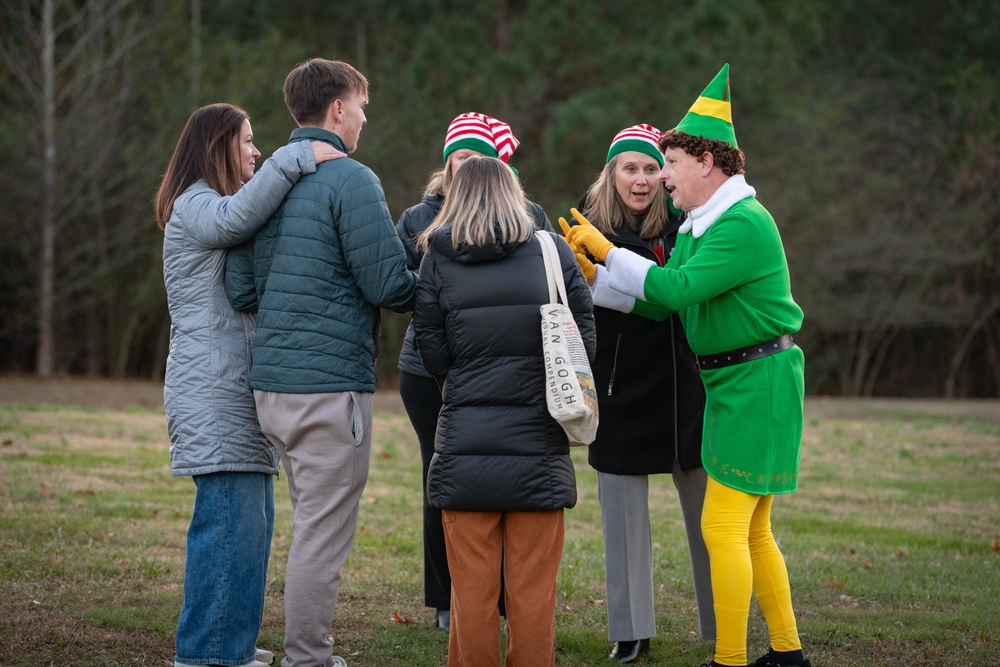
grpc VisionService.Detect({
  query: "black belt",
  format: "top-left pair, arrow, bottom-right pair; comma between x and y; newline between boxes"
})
696,334 -> 794,371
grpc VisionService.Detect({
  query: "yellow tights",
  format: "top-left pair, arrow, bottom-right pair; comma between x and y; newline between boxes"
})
702,476 -> 801,666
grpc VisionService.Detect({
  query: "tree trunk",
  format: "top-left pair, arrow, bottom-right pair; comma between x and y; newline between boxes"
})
862,328 -> 897,396
945,299 -> 1000,398
190,0 -> 200,106
36,0 -> 56,377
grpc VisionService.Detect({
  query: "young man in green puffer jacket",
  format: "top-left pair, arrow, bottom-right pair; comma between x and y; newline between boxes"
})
226,58 -> 416,667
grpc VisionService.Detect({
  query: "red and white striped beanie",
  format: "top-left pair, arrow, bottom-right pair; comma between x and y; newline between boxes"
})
606,123 -> 664,167
443,112 -> 520,164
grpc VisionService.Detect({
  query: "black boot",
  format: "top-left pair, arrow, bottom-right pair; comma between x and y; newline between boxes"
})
609,638 -> 649,663
749,648 -> 811,667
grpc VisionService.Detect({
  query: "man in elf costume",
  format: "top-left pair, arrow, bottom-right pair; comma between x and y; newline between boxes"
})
561,64 -> 812,667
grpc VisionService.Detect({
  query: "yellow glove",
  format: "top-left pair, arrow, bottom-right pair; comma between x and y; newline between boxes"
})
574,248 -> 597,280
557,216 -> 597,279
563,207 -> 615,262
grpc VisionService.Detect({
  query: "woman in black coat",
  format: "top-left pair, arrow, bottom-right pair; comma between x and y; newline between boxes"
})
567,125 -> 714,663
395,112 -> 551,630
413,156 -> 594,667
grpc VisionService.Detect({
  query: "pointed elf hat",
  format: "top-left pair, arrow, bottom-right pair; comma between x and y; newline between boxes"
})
443,112 -> 520,164
675,63 -> 738,148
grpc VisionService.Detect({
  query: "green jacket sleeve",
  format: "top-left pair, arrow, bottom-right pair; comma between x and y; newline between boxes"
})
643,215 -> 758,312
225,239 -> 257,312
336,167 -> 417,312
631,298 -> 672,321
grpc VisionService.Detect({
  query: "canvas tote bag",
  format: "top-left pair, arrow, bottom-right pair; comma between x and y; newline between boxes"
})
536,231 -> 599,446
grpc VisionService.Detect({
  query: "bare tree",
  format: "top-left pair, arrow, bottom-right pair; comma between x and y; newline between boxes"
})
1,0 -> 151,376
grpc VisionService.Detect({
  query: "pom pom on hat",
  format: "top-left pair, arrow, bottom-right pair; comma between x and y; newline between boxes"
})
443,112 -> 520,164
674,63 -> 738,148
606,124 -> 664,167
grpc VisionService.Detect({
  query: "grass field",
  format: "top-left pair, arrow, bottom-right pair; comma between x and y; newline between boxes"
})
0,378 -> 997,666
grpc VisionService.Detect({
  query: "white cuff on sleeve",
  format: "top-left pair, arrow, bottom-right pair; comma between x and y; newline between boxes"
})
605,247 -> 654,300
591,264 -> 635,313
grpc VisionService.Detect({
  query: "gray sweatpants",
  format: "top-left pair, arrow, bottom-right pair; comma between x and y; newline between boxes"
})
255,390 -> 373,667
598,463 -> 715,642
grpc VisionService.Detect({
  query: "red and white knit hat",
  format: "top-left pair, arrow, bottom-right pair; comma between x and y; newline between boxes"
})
443,112 -> 520,164
606,123 -> 664,166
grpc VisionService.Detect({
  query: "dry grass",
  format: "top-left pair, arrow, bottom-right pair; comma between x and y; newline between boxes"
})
1,377 -> 998,666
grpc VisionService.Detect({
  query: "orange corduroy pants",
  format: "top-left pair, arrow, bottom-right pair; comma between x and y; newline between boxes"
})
441,509 -> 564,667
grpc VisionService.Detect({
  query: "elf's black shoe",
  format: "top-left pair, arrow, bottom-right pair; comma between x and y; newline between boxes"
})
749,648 -> 812,667
609,638 -> 649,663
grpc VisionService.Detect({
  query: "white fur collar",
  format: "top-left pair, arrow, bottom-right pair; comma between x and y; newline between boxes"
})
677,174 -> 756,238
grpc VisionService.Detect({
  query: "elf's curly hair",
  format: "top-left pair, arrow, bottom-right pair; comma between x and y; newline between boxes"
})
658,130 -> 745,177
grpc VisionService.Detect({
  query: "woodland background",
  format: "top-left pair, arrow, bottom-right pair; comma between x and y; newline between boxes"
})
1,0 -> 997,397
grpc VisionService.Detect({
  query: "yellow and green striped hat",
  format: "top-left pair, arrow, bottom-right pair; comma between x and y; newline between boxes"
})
675,63 -> 737,148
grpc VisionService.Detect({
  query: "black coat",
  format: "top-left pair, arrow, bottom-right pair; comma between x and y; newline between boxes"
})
588,219 -> 706,475
413,228 -> 595,512
396,193 -> 553,377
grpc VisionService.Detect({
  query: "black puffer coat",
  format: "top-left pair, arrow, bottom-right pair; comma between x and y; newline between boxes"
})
413,228 -> 595,512
396,193 -> 553,377
588,219 -> 706,475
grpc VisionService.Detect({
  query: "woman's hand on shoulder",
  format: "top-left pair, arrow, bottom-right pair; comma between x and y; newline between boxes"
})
311,142 -> 347,165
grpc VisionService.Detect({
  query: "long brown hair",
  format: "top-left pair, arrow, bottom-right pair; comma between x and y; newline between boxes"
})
419,157 -> 533,250
154,103 -> 248,229
582,155 -> 670,240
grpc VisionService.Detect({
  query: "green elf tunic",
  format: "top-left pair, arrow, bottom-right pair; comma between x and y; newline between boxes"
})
605,175 -> 804,495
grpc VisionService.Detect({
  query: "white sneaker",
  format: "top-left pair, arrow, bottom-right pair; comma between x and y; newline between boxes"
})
255,648 -> 275,665
175,660 -> 269,667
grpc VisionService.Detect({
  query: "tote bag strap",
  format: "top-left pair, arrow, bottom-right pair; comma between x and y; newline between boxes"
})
535,231 -> 569,306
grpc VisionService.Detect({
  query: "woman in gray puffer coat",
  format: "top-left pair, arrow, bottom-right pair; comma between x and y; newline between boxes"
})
155,103 -> 339,667
412,156 -> 595,667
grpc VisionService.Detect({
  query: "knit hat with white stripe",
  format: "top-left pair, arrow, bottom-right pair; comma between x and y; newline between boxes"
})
606,124 -> 664,167
443,112 -> 520,164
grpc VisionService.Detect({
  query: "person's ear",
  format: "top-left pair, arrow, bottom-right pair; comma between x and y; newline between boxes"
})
700,151 -> 715,175
324,99 -> 342,127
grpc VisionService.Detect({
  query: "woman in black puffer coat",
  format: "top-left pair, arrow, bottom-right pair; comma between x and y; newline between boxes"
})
395,112 -> 551,630
413,156 -> 594,667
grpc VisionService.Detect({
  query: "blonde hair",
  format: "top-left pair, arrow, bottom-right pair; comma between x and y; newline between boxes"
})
422,162 -> 453,198
419,157 -> 534,250
582,155 -> 670,240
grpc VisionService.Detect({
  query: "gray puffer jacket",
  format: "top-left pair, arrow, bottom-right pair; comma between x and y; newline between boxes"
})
163,141 -> 315,476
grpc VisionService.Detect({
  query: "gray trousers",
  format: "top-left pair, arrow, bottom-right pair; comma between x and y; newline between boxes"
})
598,463 -> 715,642
255,390 -> 372,667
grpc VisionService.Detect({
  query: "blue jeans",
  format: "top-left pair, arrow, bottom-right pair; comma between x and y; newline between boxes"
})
175,471 -> 275,666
